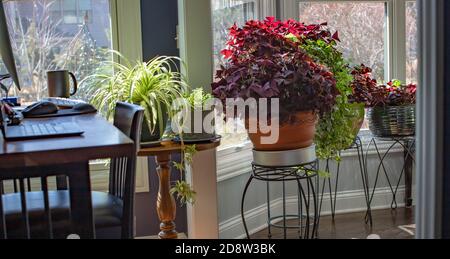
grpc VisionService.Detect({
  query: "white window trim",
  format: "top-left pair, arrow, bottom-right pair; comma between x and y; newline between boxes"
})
93,0 -> 148,193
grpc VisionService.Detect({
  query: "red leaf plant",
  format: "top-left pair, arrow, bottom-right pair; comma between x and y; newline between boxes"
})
349,64 -> 416,107
211,17 -> 339,124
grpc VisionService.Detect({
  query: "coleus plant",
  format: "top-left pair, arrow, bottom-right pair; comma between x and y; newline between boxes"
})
371,80 -> 417,107
212,17 -> 339,124
349,64 -> 379,107
349,66 -> 416,107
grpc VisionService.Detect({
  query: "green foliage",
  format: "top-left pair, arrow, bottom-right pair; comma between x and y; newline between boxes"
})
171,144 -> 198,205
301,39 -> 360,160
183,88 -> 214,108
390,79 -> 402,88
83,52 -> 188,135
170,181 -> 197,205
84,52 -> 199,205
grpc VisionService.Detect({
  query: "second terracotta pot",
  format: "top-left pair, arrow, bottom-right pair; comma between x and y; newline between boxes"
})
246,111 -> 317,151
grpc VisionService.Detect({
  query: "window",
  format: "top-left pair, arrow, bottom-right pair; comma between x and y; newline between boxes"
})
212,0 -> 258,73
212,0 -> 260,149
294,0 -> 418,131
0,0 -> 112,103
298,1 -> 387,82
406,1 -> 418,84
50,0 -> 93,24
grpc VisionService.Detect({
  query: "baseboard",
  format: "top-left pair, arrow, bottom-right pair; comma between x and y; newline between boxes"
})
219,186 -> 408,239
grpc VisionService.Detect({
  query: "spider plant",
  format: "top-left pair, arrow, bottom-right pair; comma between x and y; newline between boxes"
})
82,52 -> 188,140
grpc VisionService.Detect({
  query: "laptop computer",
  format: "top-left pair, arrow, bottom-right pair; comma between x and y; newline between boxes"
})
0,102 -> 84,141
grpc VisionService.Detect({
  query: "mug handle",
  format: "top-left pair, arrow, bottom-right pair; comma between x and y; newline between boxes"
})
69,72 -> 78,96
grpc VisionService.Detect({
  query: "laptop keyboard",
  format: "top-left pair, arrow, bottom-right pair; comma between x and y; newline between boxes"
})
22,123 -> 62,136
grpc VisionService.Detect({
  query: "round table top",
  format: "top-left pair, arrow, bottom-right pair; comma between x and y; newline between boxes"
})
138,139 -> 221,157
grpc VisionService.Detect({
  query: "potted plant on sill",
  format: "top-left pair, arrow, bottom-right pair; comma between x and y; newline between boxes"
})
212,18 -> 339,152
83,53 -> 199,205
348,64 -> 379,137
83,53 -> 188,144
367,79 -> 417,137
283,21 -> 380,159
173,88 -> 216,142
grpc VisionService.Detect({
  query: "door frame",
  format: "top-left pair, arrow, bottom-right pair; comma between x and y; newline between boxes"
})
416,0 -> 445,239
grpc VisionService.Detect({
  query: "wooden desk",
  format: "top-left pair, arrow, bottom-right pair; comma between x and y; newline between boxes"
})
138,140 -> 220,239
0,114 -> 134,239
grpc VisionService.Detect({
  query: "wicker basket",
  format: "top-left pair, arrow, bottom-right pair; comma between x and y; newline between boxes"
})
367,105 -> 416,137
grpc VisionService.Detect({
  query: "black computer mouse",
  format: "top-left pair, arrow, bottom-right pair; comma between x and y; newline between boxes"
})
72,103 -> 97,114
22,101 -> 58,117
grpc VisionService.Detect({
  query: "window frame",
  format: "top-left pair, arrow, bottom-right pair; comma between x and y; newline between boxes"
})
286,0 -> 415,83
51,0 -> 94,25
185,0 -> 415,168
286,0 -> 416,135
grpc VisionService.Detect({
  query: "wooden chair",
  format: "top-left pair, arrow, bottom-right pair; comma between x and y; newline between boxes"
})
0,102 -> 144,239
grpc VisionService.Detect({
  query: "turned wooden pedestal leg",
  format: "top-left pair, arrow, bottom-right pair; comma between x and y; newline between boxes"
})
155,154 -> 178,239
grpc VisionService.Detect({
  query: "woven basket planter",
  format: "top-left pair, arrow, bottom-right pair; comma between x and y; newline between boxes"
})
367,105 -> 416,138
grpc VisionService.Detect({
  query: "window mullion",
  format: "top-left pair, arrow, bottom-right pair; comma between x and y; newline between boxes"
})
258,0 -> 277,18
386,0 -> 394,81
280,0 -> 299,19
392,0 -> 407,82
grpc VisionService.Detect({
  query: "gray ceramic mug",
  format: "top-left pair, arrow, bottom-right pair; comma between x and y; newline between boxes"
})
47,70 -> 78,98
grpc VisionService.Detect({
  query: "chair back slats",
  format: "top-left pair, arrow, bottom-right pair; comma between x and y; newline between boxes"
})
56,175 -> 68,190
27,178 -> 32,192
0,176 -> 62,239
109,102 -> 144,239
41,177 -> 53,239
110,157 -> 130,200
19,179 -> 31,239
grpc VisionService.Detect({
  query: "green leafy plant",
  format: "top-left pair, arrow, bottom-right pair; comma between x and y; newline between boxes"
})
83,52 -> 188,135
169,89 -> 215,205
0,75 -> 13,98
184,88 -> 213,108
300,39 -> 358,160
171,144 -> 198,205
83,52 -> 202,205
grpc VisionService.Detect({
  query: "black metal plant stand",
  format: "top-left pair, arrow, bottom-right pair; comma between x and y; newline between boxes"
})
318,136 -> 373,226
364,136 -> 416,212
241,160 -> 320,239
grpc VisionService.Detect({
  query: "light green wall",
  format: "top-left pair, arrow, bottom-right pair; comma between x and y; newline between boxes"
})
178,0 -> 213,92
110,0 -> 143,63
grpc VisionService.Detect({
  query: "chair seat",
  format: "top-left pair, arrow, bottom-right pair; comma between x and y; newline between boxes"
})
2,191 -> 123,238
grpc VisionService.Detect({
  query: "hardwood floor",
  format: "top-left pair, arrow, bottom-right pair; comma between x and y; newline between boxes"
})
251,208 -> 415,239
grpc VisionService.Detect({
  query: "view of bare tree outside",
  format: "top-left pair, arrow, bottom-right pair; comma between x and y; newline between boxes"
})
212,0 -> 258,149
406,1 -> 418,84
0,0 -> 112,102
212,0 -> 256,74
298,2 -> 387,82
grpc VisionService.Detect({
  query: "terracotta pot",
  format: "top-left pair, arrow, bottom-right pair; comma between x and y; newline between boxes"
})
246,112 -> 317,151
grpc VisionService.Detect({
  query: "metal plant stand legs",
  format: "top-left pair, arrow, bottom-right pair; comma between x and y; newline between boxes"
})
241,161 -> 320,239
318,137 -> 373,225
365,137 -> 416,212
